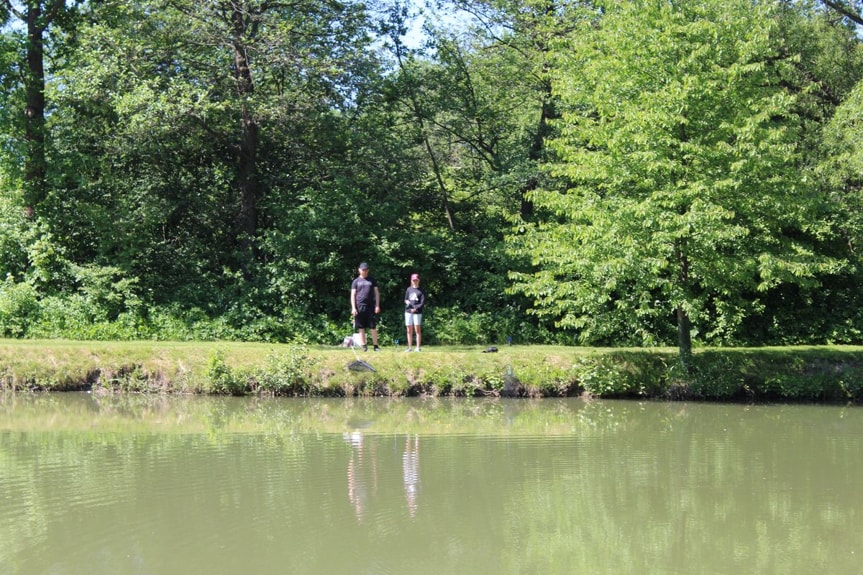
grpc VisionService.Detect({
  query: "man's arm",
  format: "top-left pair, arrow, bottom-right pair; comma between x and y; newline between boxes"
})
350,288 -> 358,315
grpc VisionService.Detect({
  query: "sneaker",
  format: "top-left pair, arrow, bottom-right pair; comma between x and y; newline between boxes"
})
362,345 -> 368,352
404,348 -> 412,353
373,345 -> 380,352
415,347 -> 421,352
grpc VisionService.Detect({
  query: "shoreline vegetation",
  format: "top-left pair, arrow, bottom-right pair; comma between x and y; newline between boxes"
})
2,339 -> 863,403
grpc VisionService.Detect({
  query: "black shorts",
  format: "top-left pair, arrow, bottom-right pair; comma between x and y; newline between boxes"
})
354,308 -> 376,330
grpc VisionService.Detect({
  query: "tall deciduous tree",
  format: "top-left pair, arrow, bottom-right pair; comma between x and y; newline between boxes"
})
372,2 -> 557,331
382,3 -> 458,231
509,0 -> 844,366
2,0 -> 78,212
817,78 -> 863,341
48,0 -> 380,300
447,0 -> 585,218
160,0 -> 377,277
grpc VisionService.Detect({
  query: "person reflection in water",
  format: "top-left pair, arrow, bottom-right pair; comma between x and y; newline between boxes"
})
403,434 -> 420,518
345,431 -> 378,523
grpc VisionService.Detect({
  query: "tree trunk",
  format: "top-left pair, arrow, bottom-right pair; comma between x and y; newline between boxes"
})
231,8 -> 259,276
237,111 -> 259,271
3,0 -> 68,214
520,80 -> 556,220
22,1 -> 49,212
421,131 -> 456,231
676,305 -> 693,370
676,246 -> 693,371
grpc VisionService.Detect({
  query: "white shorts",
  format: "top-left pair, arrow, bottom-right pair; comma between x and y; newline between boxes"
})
405,312 -> 422,326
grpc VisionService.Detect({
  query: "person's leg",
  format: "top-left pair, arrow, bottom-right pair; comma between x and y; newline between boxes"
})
357,310 -> 374,350
405,313 -> 413,349
367,312 -> 379,350
415,325 -> 422,350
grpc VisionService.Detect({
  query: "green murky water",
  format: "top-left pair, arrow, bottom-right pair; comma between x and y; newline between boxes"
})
2,394 -> 862,574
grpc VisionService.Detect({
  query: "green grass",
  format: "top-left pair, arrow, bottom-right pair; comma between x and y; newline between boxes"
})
2,339 -> 863,403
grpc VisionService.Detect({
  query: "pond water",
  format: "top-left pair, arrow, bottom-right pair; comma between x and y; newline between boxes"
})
2,393 -> 862,574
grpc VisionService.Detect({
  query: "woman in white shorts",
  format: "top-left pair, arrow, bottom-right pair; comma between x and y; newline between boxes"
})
403,273 -> 425,352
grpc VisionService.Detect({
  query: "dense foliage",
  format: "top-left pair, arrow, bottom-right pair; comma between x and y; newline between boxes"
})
1,0 -> 862,356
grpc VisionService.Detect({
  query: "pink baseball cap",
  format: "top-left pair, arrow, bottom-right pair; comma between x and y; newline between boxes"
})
410,273 -> 420,280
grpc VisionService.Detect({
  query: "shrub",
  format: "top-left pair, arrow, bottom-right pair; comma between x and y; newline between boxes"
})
0,277 -> 40,337
683,353 -> 753,400
573,352 -> 667,398
255,346 -> 316,396
207,350 -> 249,396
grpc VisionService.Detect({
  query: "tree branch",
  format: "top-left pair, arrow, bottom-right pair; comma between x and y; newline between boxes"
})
820,0 -> 863,26
3,0 -> 24,21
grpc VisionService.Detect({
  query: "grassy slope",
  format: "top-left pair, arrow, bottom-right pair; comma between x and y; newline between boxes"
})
2,339 -> 863,402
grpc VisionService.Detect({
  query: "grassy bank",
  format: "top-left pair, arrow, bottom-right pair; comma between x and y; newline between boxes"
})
2,339 -> 863,403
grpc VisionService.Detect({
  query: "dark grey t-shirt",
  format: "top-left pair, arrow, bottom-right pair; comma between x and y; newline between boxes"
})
351,276 -> 378,310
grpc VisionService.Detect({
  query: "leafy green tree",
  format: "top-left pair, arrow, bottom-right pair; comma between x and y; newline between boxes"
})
46,0 -> 382,316
368,1 -> 580,342
380,4 -> 458,231
741,1 -> 863,344
445,0 -> 588,218
1,0 -> 80,212
815,80 -> 863,342
510,0 -> 845,365
822,81 -> 863,251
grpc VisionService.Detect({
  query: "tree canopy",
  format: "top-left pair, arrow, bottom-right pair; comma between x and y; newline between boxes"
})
0,0 -> 862,349
508,0 -> 854,363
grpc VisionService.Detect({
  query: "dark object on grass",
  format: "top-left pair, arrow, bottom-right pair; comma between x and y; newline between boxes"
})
348,340 -> 376,372
348,360 -> 376,372
483,346 -> 499,353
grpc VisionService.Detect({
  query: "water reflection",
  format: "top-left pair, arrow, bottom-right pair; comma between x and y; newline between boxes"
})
2,394 -> 863,574
344,431 -> 422,523
345,430 -> 378,523
403,434 -> 420,518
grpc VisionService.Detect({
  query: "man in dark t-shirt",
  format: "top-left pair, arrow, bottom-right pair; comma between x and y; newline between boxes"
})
350,262 -> 381,351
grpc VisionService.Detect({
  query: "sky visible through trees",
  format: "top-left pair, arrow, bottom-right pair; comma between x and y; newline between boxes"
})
0,0 -> 862,356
